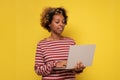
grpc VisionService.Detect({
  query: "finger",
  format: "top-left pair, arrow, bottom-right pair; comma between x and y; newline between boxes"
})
77,63 -> 81,69
63,64 -> 66,68
78,63 -> 85,70
64,61 -> 67,65
82,65 -> 86,69
74,65 -> 78,71
78,61 -> 82,65
77,62 -> 83,68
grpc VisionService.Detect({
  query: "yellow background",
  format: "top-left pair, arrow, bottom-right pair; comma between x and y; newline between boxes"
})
0,0 -> 120,80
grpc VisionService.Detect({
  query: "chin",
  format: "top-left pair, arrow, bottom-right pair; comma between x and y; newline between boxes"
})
54,30 -> 63,35
56,32 -> 62,35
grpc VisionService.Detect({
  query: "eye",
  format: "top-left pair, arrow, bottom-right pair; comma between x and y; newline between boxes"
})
55,20 -> 60,24
62,20 -> 66,24
55,21 -> 59,24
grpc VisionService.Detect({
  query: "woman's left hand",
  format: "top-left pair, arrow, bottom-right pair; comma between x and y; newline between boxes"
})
74,61 -> 86,73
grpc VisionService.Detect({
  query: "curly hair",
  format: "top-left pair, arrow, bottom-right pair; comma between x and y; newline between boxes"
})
40,7 -> 68,32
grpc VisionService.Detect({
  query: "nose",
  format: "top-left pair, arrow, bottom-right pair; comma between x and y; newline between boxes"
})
59,21 -> 65,27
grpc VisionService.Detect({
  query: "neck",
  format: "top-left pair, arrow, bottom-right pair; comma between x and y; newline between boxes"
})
50,33 -> 63,40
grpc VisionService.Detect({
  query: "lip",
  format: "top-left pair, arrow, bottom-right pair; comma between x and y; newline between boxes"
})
58,28 -> 63,31
58,27 -> 63,31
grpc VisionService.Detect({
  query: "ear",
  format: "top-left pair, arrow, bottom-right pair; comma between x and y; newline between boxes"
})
49,24 -> 51,27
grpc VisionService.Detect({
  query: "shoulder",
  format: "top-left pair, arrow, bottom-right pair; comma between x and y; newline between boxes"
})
63,36 -> 76,44
63,36 -> 75,41
37,38 -> 47,46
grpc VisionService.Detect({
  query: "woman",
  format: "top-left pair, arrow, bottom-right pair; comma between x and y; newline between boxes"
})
34,7 -> 85,80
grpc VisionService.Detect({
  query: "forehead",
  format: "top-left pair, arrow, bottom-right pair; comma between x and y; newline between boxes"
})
52,14 -> 65,20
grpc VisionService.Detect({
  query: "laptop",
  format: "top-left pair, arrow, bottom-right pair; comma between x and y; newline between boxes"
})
54,44 -> 96,70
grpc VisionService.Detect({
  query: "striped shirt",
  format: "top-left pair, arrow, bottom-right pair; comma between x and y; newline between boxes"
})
34,37 -> 76,80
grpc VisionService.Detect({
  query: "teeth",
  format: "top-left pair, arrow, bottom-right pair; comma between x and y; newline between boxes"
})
59,28 -> 63,30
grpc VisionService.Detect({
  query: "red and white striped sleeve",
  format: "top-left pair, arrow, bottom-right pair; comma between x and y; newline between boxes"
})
34,42 -> 58,76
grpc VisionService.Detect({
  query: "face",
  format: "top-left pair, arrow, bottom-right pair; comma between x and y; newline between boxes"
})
49,14 -> 66,35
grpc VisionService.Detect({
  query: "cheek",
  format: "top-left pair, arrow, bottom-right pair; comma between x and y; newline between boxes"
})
50,24 -> 57,30
51,23 -> 58,28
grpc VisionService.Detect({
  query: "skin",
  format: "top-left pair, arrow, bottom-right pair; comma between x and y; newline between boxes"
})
48,14 -> 65,40
48,14 -> 85,72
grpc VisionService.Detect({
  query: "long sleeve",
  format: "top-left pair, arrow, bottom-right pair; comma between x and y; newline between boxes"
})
34,43 -> 57,76
34,38 -> 77,79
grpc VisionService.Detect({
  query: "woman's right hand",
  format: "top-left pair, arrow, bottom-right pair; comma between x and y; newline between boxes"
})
56,60 -> 67,68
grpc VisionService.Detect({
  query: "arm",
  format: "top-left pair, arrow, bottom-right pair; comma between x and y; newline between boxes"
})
34,43 -> 58,76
